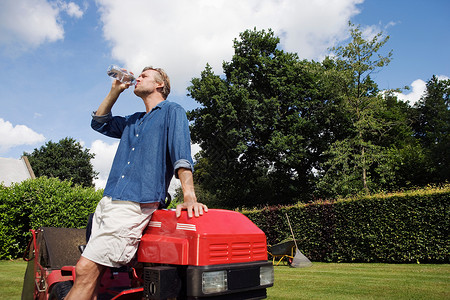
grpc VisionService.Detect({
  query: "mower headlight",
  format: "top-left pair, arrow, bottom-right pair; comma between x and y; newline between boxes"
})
202,270 -> 228,294
260,265 -> 274,286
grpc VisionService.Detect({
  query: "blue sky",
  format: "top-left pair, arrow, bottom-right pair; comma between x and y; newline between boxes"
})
0,0 -> 448,188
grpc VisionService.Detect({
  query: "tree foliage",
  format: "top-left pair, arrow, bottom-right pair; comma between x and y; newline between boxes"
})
316,23 -> 399,197
188,28 -> 332,208
24,137 -> 98,187
412,75 -> 450,182
188,24 -> 449,208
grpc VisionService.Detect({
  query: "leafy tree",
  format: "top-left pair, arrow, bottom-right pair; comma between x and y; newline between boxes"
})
316,23 -> 405,197
370,90 -> 431,190
24,137 -> 98,187
188,25 -> 438,205
413,75 -> 450,182
188,28 -> 330,208
381,142 -> 433,189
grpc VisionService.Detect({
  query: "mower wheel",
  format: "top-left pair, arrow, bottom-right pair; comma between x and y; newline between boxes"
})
49,281 -> 73,300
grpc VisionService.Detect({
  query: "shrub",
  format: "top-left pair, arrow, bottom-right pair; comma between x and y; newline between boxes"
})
0,177 -> 102,259
242,185 -> 449,263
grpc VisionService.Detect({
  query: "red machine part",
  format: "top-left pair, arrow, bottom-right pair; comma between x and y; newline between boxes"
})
138,209 -> 268,266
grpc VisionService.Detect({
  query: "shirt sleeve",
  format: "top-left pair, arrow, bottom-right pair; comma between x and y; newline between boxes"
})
167,105 -> 194,178
91,111 -> 127,139
91,111 -> 112,123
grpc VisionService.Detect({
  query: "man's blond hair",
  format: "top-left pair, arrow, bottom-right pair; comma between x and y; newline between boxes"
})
142,66 -> 171,99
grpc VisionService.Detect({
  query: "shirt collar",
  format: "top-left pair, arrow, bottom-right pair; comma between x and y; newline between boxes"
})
148,100 -> 168,113
142,100 -> 168,117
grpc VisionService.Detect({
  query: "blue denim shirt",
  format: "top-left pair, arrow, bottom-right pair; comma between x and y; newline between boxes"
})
91,101 -> 194,207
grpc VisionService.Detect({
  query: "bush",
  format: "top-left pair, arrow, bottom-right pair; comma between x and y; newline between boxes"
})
242,185 -> 449,263
0,177 -> 102,259
2,177 -> 447,263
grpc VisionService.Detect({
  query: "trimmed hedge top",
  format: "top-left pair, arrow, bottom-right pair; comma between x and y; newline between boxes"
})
0,177 -> 102,260
242,185 -> 449,263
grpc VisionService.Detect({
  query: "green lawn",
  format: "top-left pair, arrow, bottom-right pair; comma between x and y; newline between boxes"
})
268,263 -> 450,299
2,260 -> 449,299
0,260 -> 29,300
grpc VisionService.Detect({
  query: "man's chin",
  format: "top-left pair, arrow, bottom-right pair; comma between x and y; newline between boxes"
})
134,88 -> 143,97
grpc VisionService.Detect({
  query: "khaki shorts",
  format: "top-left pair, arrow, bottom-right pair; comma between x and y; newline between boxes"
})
82,196 -> 159,267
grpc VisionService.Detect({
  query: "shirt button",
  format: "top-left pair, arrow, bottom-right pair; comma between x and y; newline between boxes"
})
132,148 -> 135,151
121,175 -> 125,178
136,134 -> 139,137
127,161 -> 130,164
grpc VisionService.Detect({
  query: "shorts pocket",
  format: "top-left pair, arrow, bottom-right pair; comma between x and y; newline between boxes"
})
112,234 -> 140,265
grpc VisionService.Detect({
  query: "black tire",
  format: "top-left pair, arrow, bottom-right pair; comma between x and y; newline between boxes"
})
49,281 -> 73,300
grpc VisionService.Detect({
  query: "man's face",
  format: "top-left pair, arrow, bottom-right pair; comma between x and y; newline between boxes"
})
134,69 -> 163,98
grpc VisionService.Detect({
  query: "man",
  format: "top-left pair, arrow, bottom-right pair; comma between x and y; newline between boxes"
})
66,66 -> 207,300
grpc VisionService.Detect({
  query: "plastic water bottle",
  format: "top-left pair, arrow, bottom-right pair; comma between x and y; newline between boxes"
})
107,65 -> 136,85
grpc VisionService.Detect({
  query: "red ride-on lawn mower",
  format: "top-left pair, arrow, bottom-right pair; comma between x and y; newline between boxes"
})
21,209 -> 274,300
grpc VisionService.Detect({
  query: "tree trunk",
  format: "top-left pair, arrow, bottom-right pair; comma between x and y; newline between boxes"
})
361,145 -> 369,194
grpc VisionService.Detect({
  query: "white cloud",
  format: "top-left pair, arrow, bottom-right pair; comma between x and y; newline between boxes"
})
191,143 -> 201,160
0,119 -> 45,154
360,21 -> 398,41
89,139 -> 119,189
95,0 -> 363,95
58,1 -> 85,18
0,0 -> 84,52
396,79 -> 427,105
437,75 -> 450,81
361,24 -> 382,41
396,75 -> 449,105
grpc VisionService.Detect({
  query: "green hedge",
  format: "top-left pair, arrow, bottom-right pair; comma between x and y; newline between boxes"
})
242,186 -> 449,263
0,177 -> 102,260
2,177 -> 448,263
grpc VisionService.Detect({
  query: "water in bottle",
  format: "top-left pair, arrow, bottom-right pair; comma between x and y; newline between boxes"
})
107,65 -> 136,85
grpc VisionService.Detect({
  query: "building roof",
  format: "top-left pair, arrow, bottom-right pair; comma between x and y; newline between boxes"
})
0,156 -> 35,187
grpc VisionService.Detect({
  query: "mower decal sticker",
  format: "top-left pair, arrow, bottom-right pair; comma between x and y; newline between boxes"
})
176,223 -> 197,231
149,221 -> 162,228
